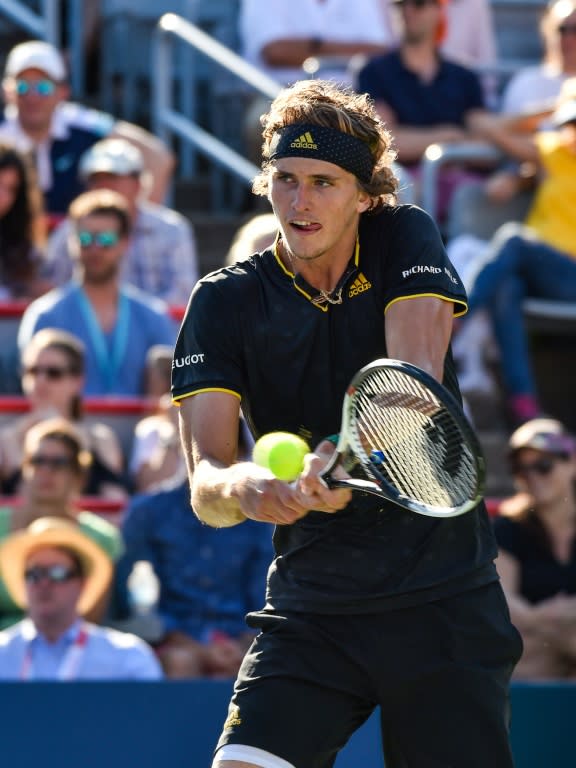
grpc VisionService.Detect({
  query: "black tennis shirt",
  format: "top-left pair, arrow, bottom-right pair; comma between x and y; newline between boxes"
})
172,205 -> 498,613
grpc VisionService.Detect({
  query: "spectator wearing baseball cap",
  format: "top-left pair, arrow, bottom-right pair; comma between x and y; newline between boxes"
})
0,40 -> 174,224
45,137 -> 199,304
0,517 -> 162,680
493,418 -> 576,680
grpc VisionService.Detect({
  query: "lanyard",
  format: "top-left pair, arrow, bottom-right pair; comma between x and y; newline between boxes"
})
21,624 -> 89,681
74,286 -> 130,393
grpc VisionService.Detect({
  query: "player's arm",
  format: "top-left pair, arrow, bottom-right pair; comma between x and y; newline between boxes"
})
384,296 -> 453,383
178,392 -> 349,528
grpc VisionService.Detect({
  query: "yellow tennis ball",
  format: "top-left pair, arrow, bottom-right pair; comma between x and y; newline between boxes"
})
252,432 -> 309,482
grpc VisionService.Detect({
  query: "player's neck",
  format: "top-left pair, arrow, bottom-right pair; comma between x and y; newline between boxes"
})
278,235 -> 356,293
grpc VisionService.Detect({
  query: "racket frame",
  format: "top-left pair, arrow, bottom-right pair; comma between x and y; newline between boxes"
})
320,359 -> 486,518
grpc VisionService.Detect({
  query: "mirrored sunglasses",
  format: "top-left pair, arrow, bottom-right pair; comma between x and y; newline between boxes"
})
25,565 -> 80,585
77,230 -> 120,248
15,79 -> 56,97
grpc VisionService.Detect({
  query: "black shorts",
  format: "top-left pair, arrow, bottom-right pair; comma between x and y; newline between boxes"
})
215,582 -> 523,768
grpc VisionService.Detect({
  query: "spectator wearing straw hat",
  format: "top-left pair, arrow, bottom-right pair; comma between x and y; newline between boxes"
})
0,517 -> 162,680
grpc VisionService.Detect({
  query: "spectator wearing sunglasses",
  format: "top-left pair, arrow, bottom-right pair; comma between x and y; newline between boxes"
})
379,0 -> 497,71
17,189 -> 178,396
356,0 -> 491,220
0,40 -> 174,227
0,418 -> 123,630
0,516 -> 161,679
45,137 -> 199,305
494,418 -> 576,680
0,327 -> 128,498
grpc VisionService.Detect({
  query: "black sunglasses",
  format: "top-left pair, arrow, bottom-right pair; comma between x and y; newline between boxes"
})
511,457 -> 558,478
28,455 -> 74,471
559,24 -> 576,35
395,0 -> 438,7
25,565 -> 80,585
23,365 -> 76,380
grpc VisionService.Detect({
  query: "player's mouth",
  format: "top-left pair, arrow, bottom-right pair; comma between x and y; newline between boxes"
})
290,220 -> 321,233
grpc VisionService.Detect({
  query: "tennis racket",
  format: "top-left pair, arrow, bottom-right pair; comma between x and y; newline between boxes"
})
319,358 -> 485,518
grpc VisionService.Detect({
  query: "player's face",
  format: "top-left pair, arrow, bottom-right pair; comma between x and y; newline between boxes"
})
268,157 -> 371,265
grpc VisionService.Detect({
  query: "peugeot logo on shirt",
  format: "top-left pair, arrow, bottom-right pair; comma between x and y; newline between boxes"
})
172,354 -> 205,368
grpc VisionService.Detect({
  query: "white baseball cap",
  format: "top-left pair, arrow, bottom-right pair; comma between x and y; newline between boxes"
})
4,40 -> 66,81
79,138 -> 144,179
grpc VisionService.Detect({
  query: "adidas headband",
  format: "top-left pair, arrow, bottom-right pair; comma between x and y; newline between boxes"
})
268,123 -> 374,184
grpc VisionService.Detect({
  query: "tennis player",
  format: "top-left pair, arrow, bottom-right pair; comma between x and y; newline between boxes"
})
172,79 -> 522,768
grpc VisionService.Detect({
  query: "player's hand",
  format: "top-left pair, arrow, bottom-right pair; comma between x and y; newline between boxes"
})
231,463 -> 316,525
295,440 -> 352,514
233,452 -> 350,524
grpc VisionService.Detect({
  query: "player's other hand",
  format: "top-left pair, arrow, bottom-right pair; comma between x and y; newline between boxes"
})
296,440 -> 352,514
234,448 -> 351,524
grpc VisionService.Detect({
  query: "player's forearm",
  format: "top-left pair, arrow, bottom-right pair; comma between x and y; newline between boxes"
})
190,460 -> 248,528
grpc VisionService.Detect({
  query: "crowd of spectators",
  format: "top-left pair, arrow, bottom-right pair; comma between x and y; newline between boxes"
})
0,0 -> 574,684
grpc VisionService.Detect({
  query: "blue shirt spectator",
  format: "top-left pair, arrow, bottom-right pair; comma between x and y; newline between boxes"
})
17,188 -> 178,396
114,479 -> 273,643
0,618 -> 162,680
17,282 -> 177,395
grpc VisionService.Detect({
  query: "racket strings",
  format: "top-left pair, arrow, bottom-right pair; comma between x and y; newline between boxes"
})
351,369 -> 478,507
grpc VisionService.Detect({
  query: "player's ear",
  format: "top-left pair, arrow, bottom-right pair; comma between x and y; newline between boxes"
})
357,189 -> 372,214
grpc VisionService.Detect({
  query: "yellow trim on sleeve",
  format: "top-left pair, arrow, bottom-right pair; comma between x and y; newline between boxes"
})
172,387 -> 242,406
384,293 -> 468,317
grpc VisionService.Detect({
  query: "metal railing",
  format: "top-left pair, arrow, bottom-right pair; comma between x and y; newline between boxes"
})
0,0 -> 59,42
151,14 -> 416,210
420,141 -> 504,221
152,12 -> 281,208
0,0 -> 87,99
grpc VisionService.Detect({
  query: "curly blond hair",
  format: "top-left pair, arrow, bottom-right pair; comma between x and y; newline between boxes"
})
252,80 -> 398,213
